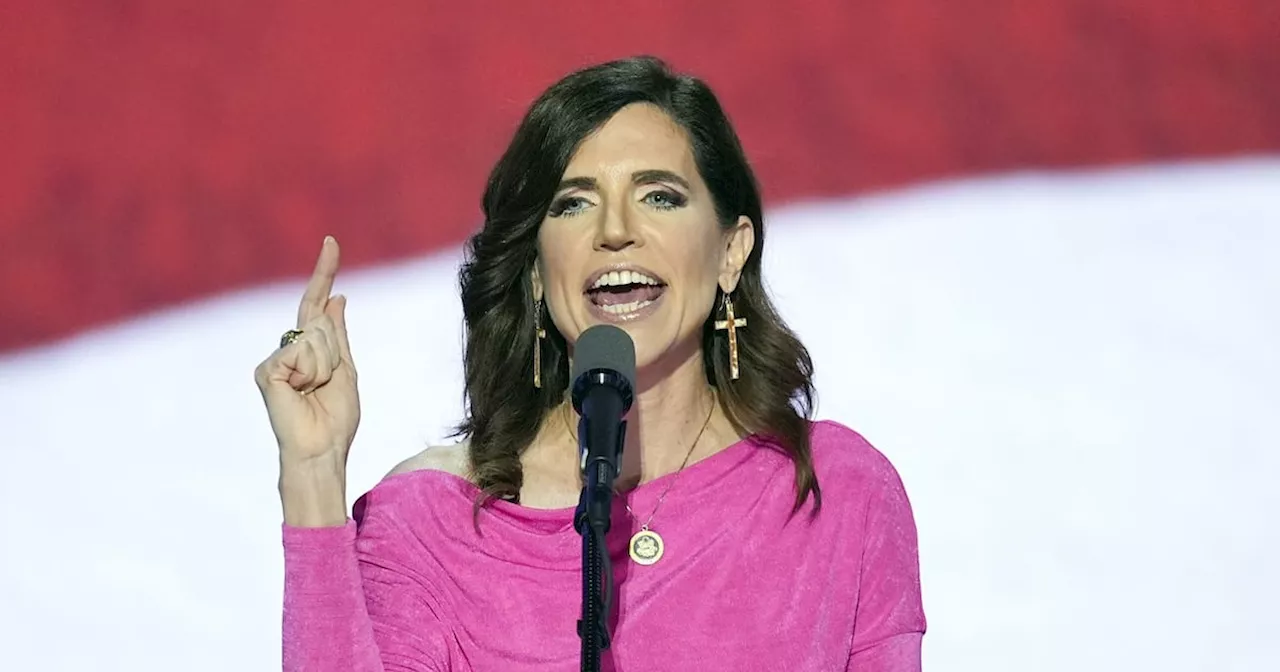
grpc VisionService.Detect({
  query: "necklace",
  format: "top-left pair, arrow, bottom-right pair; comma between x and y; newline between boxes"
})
560,394 -> 716,566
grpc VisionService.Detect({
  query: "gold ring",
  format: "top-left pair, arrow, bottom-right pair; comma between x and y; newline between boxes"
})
280,329 -> 304,348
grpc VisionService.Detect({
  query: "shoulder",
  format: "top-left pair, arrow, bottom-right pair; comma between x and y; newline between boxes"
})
805,419 -> 920,535
806,419 -> 911,496
352,441 -> 475,533
384,440 -> 471,480
357,441 -> 471,514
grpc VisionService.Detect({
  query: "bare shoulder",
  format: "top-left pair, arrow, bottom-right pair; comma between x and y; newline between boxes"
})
385,440 -> 472,480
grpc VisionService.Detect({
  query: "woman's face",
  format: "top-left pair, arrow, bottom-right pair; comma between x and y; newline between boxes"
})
535,103 -> 753,372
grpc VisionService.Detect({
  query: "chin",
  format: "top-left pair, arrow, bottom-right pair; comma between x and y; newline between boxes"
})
625,327 -> 704,381
569,301 -> 700,374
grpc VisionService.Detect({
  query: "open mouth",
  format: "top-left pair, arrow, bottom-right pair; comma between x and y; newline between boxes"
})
584,268 -> 667,319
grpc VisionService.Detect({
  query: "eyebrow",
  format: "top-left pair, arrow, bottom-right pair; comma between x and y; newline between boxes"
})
556,169 -> 692,193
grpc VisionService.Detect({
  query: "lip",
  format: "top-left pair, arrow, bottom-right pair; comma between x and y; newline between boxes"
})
585,290 -> 665,324
581,263 -> 668,293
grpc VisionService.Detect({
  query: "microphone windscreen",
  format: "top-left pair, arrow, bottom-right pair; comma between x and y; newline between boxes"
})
571,324 -> 637,391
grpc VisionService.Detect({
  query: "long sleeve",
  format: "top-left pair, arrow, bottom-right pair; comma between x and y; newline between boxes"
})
847,463 -> 926,671
282,495 -> 453,671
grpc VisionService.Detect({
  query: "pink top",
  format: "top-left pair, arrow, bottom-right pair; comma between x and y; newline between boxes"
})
282,421 -> 925,671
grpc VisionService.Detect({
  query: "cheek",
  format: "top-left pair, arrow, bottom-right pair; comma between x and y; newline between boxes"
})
672,241 -> 723,315
688,274 -> 720,320
537,226 -> 574,291
677,233 -> 724,286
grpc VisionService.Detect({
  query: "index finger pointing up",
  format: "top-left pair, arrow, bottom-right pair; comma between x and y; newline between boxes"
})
298,236 -> 340,329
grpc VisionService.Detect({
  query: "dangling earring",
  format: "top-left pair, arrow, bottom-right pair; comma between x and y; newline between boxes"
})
714,293 -> 747,380
533,300 -> 547,389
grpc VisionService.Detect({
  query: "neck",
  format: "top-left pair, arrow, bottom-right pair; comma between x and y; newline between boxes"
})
613,346 -> 720,490
535,344 -> 736,497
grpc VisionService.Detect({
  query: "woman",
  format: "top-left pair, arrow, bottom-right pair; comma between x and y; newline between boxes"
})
258,56 -> 925,671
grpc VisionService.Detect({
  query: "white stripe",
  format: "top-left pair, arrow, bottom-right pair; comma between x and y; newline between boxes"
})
1,157 -> 1277,670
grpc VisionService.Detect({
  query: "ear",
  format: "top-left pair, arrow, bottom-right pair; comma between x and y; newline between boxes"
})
531,260 -> 544,302
718,216 -> 755,294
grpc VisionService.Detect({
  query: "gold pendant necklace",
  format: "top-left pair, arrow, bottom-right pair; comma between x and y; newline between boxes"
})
561,393 -> 716,566
627,528 -> 665,565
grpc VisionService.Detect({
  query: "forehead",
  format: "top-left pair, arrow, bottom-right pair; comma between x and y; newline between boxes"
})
564,103 -> 697,177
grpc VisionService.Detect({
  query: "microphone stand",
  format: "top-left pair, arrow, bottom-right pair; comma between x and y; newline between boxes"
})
573,382 -> 626,672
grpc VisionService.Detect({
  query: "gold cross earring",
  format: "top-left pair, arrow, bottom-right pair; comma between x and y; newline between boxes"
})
714,294 -> 747,380
533,300 -> 547,389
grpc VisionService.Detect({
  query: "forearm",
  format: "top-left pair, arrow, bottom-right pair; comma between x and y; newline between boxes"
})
280,454 -> 348,527
282,489 -> 449,672
283,521 -> 386,671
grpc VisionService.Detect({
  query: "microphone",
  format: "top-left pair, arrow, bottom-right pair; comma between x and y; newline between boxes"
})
571,324 -> 635,532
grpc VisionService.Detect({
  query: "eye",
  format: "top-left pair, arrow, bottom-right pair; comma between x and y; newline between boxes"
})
548,195 -> 592,218
642,189 -> 687,210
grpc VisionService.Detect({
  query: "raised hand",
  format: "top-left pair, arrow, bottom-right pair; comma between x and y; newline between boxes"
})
255,236 -> 360,525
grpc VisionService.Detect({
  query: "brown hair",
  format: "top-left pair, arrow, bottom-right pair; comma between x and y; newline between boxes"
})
456,56 -> 820,516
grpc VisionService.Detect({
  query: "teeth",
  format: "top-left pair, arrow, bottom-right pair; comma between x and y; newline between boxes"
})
591,270 -> 661,288
601,299 -> 654,315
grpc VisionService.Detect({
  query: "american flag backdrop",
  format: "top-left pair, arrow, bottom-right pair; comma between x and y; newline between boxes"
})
1,1 -> 1278,670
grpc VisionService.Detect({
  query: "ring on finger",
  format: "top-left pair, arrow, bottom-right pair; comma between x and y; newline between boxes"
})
280,329 -> 304,348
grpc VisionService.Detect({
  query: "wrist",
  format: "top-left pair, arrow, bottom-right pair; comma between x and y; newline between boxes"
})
279,449 -> 347,478
279,454 -> 348,527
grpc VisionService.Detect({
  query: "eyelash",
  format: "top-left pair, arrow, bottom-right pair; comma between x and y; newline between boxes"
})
643,190 -> 687,210
547,190 -> 688,218
548,196 -> 590,218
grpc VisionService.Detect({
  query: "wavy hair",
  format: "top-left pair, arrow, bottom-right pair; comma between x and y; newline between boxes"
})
456,56 -> 820,515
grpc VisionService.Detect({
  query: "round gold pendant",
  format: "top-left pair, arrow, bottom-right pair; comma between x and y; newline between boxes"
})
628,529 -> 665,565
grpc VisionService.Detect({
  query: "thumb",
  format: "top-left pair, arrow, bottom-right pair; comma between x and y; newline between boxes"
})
257,350 -> 310,414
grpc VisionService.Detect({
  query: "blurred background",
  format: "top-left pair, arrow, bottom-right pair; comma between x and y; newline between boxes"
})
1,1 -> 1278,670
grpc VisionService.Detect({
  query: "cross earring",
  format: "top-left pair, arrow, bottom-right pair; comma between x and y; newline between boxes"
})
533,300 -> 547,389
714,294 -> 747,380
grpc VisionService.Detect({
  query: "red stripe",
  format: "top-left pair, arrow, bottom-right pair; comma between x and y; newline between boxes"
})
1,0 -> 1278,351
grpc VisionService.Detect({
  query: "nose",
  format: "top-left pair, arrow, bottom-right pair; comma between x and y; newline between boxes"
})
593,201 -> 641,252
